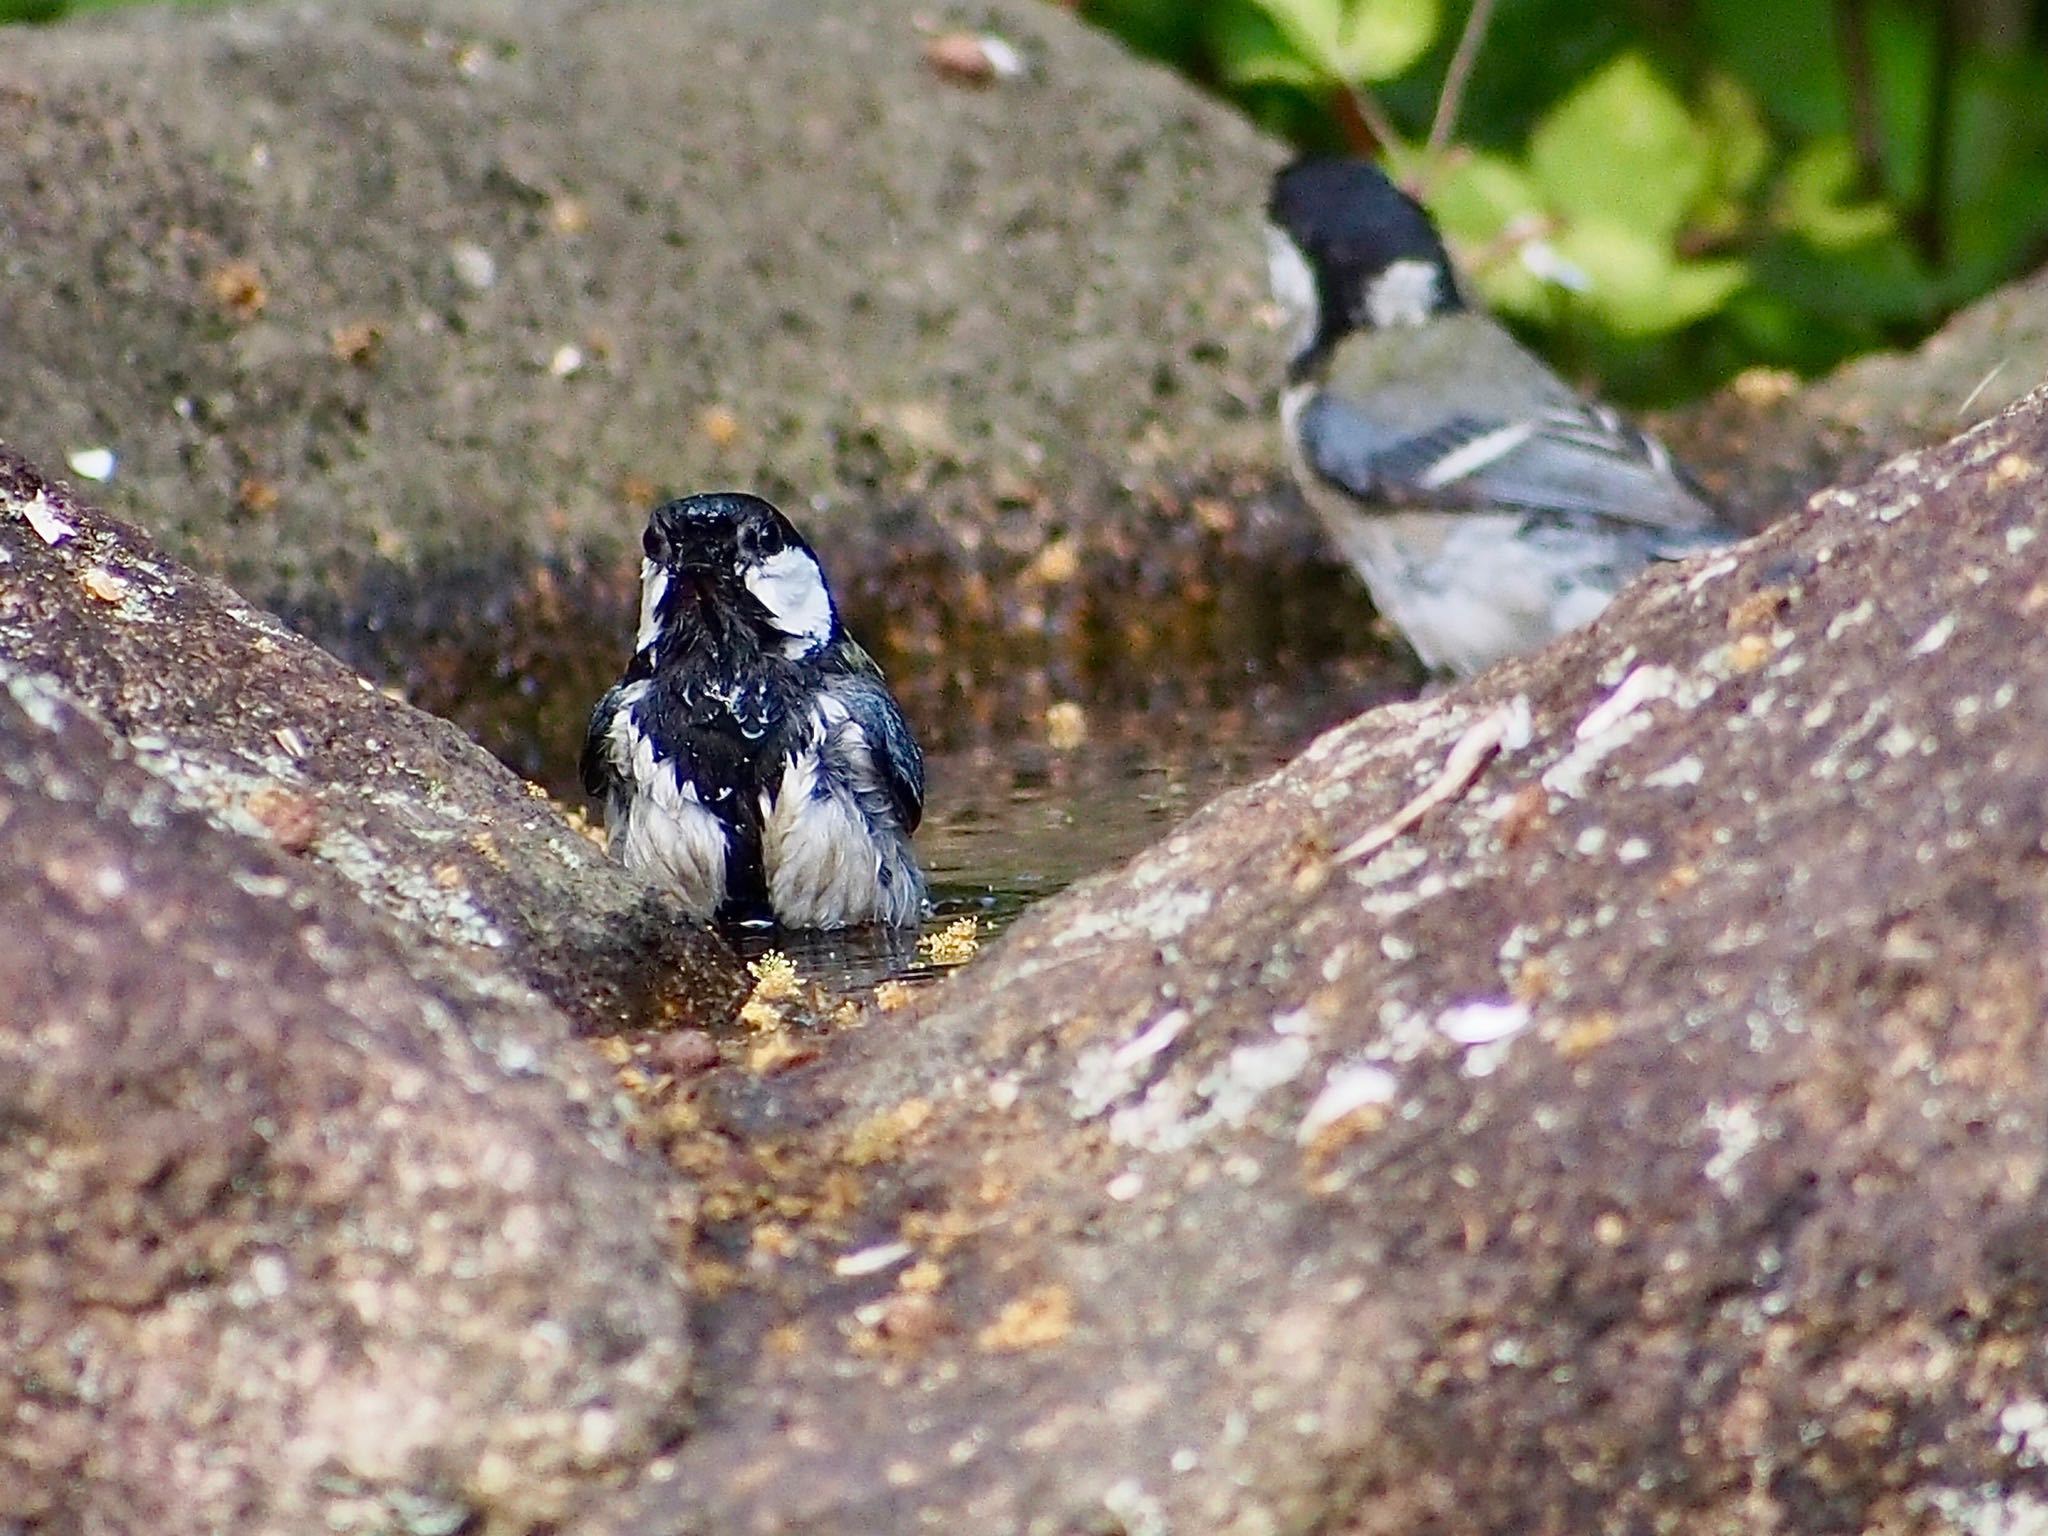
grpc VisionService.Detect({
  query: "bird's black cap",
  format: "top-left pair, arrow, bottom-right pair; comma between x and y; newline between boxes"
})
1269,156 -> 1462,339
644,491 -> 808,567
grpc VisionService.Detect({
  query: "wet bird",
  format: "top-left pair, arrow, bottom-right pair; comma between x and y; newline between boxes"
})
582,492 -> 925,927
1265,156 -> 1736,677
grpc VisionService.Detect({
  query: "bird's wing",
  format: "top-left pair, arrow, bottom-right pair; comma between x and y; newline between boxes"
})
823,667 -> 925,834
581,683 -> 625,800
1297,389 -> 1727,540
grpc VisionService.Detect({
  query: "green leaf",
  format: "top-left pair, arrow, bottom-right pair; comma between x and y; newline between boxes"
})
1698,73 -> 1771,203
1775,137 -> 1896,250
1428,151 -> 1544,245
1696,0 -> 1844,139
1528,52 -> 1711,239
1332,0 -> 1440,82
1219,0 -> 1438,86
1427,152 -> 1552,317
1204,0 -> 1333,89
1552,219 -> 1748,337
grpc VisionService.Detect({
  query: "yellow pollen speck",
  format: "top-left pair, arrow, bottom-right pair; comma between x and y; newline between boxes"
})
1044,701 -> 1088,750
747,950 -> 803,1002
1988,453 -> 2038,490
977,1284 -> 1073,1353
1727,633 -> 1772,672
80,567 -> 128,603
1555,1012 -> 1620,1058
919,917 -> 980,966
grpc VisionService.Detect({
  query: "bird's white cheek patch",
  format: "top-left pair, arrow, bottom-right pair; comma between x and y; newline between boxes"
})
637,559 -> 669,652
1365,258 -> 1441,329
1265,225 -> 1319,354
744,547 -> 834,656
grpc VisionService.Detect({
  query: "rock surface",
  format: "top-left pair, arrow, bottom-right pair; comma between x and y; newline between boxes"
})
0,616 -> 698,1533
1666,264 -> 2048,520
18,0 -> 2034,784
9,0 -> 2048,1528
0,446 -> 746,1033
589,387 -> 2048,1533
0,0 -> 1321,773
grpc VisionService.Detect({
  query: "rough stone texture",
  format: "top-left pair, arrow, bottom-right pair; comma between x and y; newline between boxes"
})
1667,265 -> 2048,520
0,663 -> 695,1533
9,0 -> 2048,1526
0,0 -> 1325,776
580,387 -> 2048,1533
0,446 -> 747,1033
3,0 -> 2043,781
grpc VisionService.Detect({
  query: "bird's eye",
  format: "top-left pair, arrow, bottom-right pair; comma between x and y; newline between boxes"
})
739,520 -> 783,564
642,526 -> 665,562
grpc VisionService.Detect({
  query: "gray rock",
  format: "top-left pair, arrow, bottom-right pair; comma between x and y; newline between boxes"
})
0,630 -> 695,1534
1666,266 -> 2048,521
593,386 -> 2048,1533
4,0 -> 2040,776
0,0 -> 1300,772
0,447 -> 747,1033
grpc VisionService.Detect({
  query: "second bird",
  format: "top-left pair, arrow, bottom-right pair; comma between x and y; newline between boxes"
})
582,492 -> 926,928
1266,156 -> 1736,678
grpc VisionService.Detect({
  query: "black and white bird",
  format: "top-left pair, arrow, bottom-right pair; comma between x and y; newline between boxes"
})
581,492 -> 926,928
1266,156 -> 1737,678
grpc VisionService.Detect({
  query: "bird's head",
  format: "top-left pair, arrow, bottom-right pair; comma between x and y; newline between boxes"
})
636,492 -> 838,663
1265,156 -> 1462,362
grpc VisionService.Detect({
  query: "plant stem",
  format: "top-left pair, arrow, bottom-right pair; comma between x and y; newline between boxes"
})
1911,1 -> 1958,266
1428,0 -> 1498,156
1832,0 -> 1888,197
1331,79 -> 1407,172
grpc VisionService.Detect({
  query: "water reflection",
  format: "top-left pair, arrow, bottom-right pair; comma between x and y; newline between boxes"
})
729,675 -> 1402,994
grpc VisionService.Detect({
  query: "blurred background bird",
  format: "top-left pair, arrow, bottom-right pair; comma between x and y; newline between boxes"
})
583,492 -> 925,928
1266,156 -> 1738,678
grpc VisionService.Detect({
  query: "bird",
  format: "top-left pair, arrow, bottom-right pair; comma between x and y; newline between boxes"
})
1264,155 -> 1737,678
581,492 -> 926,928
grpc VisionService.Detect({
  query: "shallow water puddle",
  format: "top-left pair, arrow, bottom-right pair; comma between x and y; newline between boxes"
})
722,690 -> 1381,993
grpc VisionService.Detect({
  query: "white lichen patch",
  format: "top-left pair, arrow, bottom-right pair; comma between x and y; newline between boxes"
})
1199,1035 -> 1314,1125
1101,1479 -> 1167,1536
1702,1100 -> 1764,1194
4,669 -> 72,732
1543,665 -> 1683,799
1296,1061 -> 1399,1144
1069,1009 -> 1191,1120
1910,614 -> 1959,656
833,1242 -> 912,1279
18,491 -> 77,546
1999,1400 -> 2048,1468
1437,998 -> 1532,1078
1642,754 -> 1704,789
1825,598 -> 1877,641
1345,843 -> 1426,900
317,826 -> 508,950
1048,881 -> 1210,950
1080,1007 -> 1317,1153
1925,1488 -> 2048,1536
1684,555 -> 1739,593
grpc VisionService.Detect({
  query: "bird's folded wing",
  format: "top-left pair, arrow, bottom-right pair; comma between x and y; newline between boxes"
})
825,671 -> 926,832
1298,391 -> 1725,537
581,685 -> 624,798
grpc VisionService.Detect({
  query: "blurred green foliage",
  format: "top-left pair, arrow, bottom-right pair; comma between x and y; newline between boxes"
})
1083,0 -> 2048,400
0,0 -> 213,19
